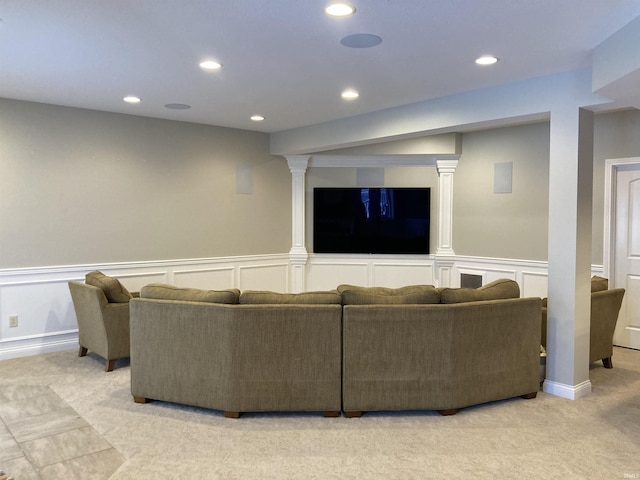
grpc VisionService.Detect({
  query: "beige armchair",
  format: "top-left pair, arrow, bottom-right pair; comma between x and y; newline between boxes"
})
541,283 -> 625,368
68,278 -> 134,371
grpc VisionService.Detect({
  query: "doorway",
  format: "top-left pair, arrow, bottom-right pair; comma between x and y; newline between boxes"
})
604,157 -> 640,350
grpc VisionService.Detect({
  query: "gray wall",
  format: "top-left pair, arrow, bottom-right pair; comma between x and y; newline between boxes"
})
592,109 -> 640,264
0,99 -> 291,268
453,110 -> 640,264
454,122 -> 551,261
306,110 -> 640,264
2,98 -> 638,270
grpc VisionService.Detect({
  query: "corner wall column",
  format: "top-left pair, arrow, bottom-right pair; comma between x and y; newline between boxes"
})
286,156 -> 310,293
544,107 -> 594,400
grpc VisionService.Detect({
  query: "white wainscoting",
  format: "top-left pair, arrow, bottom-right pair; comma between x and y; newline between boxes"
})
0,253 -> 604,361
0,254 -> 290,360
306,255 -> 436,291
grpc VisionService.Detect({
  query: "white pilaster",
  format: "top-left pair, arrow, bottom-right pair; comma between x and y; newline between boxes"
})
436,159 -> 458,256
435,259 -> 455,288
286,156 -> 310,293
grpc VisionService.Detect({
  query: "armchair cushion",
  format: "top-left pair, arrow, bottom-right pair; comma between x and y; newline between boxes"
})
239,290 -> 342,304
337,284 -> 440,305
140,283 -> 240,304
591,276 -> 609,292
85,271 -> 133,303
440,278 -> 520,304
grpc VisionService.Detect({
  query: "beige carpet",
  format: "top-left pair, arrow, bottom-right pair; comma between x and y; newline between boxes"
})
1,346 -> 640,479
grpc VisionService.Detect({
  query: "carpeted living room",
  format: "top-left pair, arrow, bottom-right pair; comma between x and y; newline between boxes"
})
0,346 -> 639,479
2,2 -> 640,479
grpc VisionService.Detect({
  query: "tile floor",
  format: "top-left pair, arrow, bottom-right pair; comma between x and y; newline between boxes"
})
0,385 -> 124,480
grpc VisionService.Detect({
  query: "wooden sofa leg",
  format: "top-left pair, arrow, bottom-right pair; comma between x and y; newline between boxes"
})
105,359 -> 116,372
602,357 -> 613,369
224,411 -> 242,419
323,411 -> 340,418
78,346 -> 88,357
344,411 -> 363,418
521,392 -> 538,400
438,408 -> 459,416
133,396 -> 151,404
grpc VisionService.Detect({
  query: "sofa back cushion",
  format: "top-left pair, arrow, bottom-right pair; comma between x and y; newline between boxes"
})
85,270 -> 133,303
439,278 -> 520,304
140,283 -> 240,304
239,290 -> 342,304
591,276 -> 609,292
337,284 -> 440,305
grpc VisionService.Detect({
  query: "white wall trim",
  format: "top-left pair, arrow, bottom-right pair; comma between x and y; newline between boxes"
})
603,157 -> 640,281
0,329 -> 79,361
542,379 -> 592,400
0,254 -> 291,360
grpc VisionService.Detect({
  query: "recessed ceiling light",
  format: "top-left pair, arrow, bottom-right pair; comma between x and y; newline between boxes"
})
341,89 -> 359,100
123,96 -> 141,104
250,115 -> 265,122
325,3 -> 356,16
475,55 -> 499,66
199,60 -> 222,70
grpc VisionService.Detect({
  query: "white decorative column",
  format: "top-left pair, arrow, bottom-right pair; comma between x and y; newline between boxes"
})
286,156 -> 310,293
435,158 -> 458,256
434,158 -> 458,287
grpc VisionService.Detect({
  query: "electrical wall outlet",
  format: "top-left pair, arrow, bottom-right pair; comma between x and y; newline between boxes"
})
9,315 -> 18,328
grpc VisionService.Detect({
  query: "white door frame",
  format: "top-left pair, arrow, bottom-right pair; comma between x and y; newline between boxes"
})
603,156 -> 640,282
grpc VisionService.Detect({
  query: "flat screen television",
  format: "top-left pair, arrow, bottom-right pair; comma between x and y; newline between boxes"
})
313,187 -> 430,254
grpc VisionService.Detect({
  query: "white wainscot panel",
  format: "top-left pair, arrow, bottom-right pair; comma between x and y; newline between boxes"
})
239,263 -> 289,292
484,268 -> 517,283
372,263 -> 435,287
173,267 -> 235,290
521,271 -> 548,298
1,279 -> 77,341
307,262 -> 369,290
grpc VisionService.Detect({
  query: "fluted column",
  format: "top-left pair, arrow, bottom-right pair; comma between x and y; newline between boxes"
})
286,156 -> 310,292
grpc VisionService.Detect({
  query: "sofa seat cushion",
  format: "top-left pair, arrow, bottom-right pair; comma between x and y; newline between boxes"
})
239,290 -> 342,304
439,278 -> 520,304
337,284 -> 440,305
85,270 -> 133,303
140,283 -> 240,304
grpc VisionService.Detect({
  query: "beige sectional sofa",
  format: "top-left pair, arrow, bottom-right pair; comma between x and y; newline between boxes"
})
129,279 -> 542,417
130,286 -> 344,418
339,280 -> 541,416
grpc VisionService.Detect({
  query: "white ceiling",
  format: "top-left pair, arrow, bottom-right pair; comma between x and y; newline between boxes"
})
2,0 -> 640,133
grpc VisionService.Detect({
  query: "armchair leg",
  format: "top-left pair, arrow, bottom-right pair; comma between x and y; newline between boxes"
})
105,359 -> 116,372
323,411 -> 340,418
224,411 -> 242,419
133,396 -> 151,404
79,346 -> 88,357
344,411 -> 363,418
602,357 -> 613,369
521,392 -> 537,400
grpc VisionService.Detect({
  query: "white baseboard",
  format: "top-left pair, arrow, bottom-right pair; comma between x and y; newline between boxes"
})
542,379 -> 592,400
0,330 -> 78,361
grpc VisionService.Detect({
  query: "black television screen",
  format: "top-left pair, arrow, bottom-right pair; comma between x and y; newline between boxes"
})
313,187 -> 430,254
